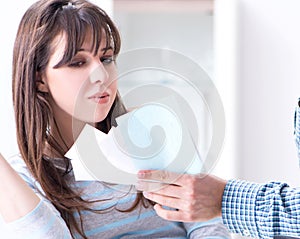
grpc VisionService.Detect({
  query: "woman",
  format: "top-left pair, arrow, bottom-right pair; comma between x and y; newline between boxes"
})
0,0 -> 230,238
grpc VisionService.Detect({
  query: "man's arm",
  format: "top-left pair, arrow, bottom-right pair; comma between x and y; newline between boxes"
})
138,170 -> 300,239
223,179 -> 300,238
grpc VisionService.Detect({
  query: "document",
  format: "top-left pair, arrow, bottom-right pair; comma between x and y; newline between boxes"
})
65,100 -> 203,185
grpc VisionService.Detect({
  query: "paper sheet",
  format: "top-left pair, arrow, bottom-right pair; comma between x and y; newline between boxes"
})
65,102 -> 203,185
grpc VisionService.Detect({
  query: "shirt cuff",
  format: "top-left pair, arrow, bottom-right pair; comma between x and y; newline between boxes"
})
221,179 -> 261,238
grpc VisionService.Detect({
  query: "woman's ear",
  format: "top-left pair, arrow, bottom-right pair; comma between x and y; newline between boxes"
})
36,72 -> 49,93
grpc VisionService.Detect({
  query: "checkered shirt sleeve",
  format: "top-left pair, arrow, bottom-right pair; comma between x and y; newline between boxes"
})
222,180 -> 300,238
294,99 -> 300,164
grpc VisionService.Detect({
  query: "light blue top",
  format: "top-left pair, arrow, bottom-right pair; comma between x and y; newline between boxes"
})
0,155 -> 230,239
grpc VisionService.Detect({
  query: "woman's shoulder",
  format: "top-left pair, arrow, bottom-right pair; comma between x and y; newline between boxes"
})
7,153 -> 28,172
6,153 -> 38,189
7,153 -> 27,170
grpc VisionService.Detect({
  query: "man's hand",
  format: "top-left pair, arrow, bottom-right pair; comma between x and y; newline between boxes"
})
136,170 -> 227,222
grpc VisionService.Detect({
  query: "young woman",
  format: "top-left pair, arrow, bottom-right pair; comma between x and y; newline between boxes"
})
0,0 -> 230,238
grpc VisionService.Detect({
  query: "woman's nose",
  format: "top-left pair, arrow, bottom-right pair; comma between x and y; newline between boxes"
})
89,61 -> 109,84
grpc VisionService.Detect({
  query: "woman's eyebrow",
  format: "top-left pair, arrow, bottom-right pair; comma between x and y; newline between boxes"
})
77,46 -> 113,53
101,46 -> 113,53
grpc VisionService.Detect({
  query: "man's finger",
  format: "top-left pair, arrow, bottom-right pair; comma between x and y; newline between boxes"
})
135,180 -> 166,192
153,204 -> 201,222
143,192 -> 183,210
137,181 -> 184,198
137,170 -> 185,186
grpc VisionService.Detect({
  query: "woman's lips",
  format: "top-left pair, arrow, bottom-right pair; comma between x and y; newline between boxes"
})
88,92 -> 110,104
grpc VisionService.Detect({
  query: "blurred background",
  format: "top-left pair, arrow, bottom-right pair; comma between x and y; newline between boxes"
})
1,1 -> 300,238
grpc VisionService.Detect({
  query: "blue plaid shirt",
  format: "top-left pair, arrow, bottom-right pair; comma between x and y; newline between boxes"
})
221,101 -> 300,238
222,180 -> 300,238
295,100 -> 300,164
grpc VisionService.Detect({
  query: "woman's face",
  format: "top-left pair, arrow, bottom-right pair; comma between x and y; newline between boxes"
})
42,32 -> 118,125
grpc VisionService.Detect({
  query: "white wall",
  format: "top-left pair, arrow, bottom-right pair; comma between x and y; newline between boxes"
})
215,1 -> 300,237
235,0 -> 300,187
0,1 -> 37,159
214,0 -> 239,180
216,0 -> 300,186
114,4 -> 214,78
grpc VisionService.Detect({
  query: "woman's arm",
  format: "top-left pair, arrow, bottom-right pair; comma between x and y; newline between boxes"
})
0,153 -> 40,222
184,218 -> 231,239
0,153 -> 72,238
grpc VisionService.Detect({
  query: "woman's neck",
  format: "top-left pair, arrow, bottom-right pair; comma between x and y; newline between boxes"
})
47,115 -> 86,158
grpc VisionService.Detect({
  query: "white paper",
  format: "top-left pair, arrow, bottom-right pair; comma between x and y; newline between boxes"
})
65,103 -> 203,185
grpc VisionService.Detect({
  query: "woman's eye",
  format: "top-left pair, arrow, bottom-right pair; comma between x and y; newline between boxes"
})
101,56 -> 114,65
68,60 -> 86,68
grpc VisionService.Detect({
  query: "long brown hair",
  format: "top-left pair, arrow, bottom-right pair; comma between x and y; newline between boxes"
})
12,0 -> 149,238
